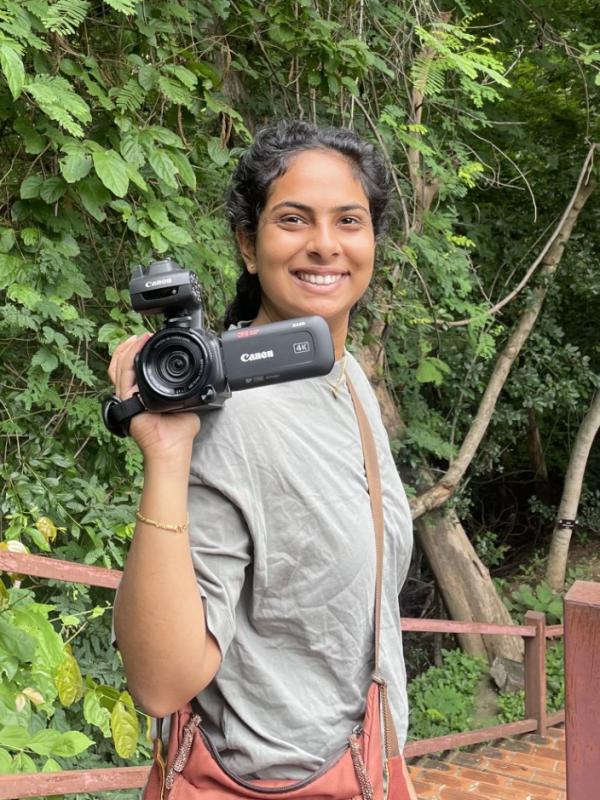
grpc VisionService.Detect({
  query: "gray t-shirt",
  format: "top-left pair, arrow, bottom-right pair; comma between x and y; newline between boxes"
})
188,352 -> 413,779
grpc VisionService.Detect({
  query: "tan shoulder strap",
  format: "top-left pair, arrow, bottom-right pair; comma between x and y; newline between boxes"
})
346,375 -> 400,758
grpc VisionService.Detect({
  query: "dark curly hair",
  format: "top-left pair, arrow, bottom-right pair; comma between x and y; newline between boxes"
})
224,120 -> 391,328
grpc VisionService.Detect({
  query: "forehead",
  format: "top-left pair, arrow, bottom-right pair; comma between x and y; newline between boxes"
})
265,149 -> 369,208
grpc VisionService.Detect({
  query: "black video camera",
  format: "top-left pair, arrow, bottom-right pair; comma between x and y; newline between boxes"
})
102,259 -> 335,436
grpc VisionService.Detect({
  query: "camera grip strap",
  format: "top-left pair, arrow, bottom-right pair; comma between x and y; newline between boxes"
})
102,393 -> 146,438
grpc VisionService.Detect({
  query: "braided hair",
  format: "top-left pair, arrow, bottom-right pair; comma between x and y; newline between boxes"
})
224,120 -> 391,328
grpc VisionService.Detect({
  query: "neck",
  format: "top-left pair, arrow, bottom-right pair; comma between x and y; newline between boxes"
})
252,305 -> 349,361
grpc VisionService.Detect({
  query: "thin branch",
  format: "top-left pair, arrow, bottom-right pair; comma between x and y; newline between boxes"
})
410,153 -> 596,520
352,95 -> 411,243
440,143 -> 597,328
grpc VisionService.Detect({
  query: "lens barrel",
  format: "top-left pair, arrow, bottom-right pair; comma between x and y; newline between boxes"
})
138,329 -> 208,400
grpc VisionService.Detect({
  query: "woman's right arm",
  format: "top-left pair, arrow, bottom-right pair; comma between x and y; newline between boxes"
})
109,335 -> 222,718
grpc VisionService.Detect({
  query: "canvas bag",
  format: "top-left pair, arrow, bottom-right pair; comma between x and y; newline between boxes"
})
142,377 -> 415,800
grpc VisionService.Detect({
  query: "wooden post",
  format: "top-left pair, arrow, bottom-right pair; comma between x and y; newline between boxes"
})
564,581 -> 600,798
524,610 -> 547,735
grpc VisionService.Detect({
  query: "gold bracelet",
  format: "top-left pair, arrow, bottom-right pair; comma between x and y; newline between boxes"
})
136,509 -> 189,534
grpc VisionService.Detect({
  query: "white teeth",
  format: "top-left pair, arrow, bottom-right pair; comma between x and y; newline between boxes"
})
296,272 -> 343,285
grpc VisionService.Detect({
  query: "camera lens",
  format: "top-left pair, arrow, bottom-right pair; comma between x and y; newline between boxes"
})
162,349 -> 191,379
141,330 -> 207,399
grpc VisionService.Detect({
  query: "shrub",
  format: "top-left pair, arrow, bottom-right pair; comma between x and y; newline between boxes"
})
407,649 -> 487,740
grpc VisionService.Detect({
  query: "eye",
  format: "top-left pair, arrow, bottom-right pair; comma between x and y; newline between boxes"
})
339,216 -> 361,225
279,214 -> 305,225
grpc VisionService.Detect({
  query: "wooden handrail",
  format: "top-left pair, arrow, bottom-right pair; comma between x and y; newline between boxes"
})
0,551 -> 121,589
401,617 -> 537,637
0,766 -> 149,800
0,553 -> 566,636
0,550 -> 568,796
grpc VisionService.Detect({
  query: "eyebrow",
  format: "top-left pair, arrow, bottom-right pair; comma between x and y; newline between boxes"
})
270,201 -> 369,214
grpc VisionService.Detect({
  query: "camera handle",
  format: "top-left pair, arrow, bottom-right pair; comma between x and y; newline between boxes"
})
102,393 -> 146,438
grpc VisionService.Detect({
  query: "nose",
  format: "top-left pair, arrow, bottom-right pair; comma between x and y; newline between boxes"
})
306,222 -> 341,261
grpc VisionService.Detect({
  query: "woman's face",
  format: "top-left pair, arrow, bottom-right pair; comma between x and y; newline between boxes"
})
239,149 -> 376,348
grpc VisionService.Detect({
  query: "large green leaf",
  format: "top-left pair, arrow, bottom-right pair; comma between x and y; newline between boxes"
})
11,752 -> 36,774
147,148 -> 178,188
20,176 -> 43,200
60,151 -> 92,183
76,177 -> 110,221
162,223 -> 192,245
150,228 -> 168,252
111,693 -> 139,758
47,730 -> 93,757
207,138 -> 230,167
415,357 -> 451,386
120,132 -> 145,166
0,618 -> 36,663
13,119 -> 45,155
93,150 -> 130,197
56,651 -> 84,706
40,177 -> 67,204
0,726 -> 30,750
0,42 -> 25,99
146,201 -> 169,227
169,150 -> 196,189
12,607 -> 64,672
83,689 -> 112,737
0,747 -> 12,773
27,729 -> 62,756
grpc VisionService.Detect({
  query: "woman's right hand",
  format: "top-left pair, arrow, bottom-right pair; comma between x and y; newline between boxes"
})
108,334 -> 201,462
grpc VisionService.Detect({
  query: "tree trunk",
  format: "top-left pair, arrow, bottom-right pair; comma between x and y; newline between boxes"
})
527,408 -> 548,483
546,391 -> 600,591
416,508 -> 523,663
527,408 -> 550,504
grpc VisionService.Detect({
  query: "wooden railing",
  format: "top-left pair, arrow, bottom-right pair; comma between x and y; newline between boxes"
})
0,551 -> 596,799
401,611 -> 564,758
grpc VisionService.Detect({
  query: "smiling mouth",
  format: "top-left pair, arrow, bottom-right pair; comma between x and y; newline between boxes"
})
293,271 -> 348,286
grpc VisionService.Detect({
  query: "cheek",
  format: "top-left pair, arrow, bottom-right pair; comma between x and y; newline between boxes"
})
255,231 -> 295,269
353,239 -> 376,273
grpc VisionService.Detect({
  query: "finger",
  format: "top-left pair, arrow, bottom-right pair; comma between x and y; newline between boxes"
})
111,340 -> 137,393
108,335 -> 137,385
115,334 -> 152,400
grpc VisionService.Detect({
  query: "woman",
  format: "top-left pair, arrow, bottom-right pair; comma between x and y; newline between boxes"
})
110,120 -> 414,790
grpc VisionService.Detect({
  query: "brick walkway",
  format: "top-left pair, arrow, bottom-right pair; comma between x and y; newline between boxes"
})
407,726 -> 566,799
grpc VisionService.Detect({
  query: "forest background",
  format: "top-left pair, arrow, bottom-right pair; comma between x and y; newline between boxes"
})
0,0 -> 599,795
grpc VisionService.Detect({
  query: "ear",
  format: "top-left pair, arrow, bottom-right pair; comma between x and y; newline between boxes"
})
236,229 -> 257,274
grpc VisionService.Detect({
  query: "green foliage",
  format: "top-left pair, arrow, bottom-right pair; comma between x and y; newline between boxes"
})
504,581 -> 564,625
498,643 -> 565,723
473,531 -> 510,569
0,580 -> 150,774
407,649 -> 487,739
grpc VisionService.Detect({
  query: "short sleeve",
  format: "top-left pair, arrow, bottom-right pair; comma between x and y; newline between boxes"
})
187,475 -> 252,659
